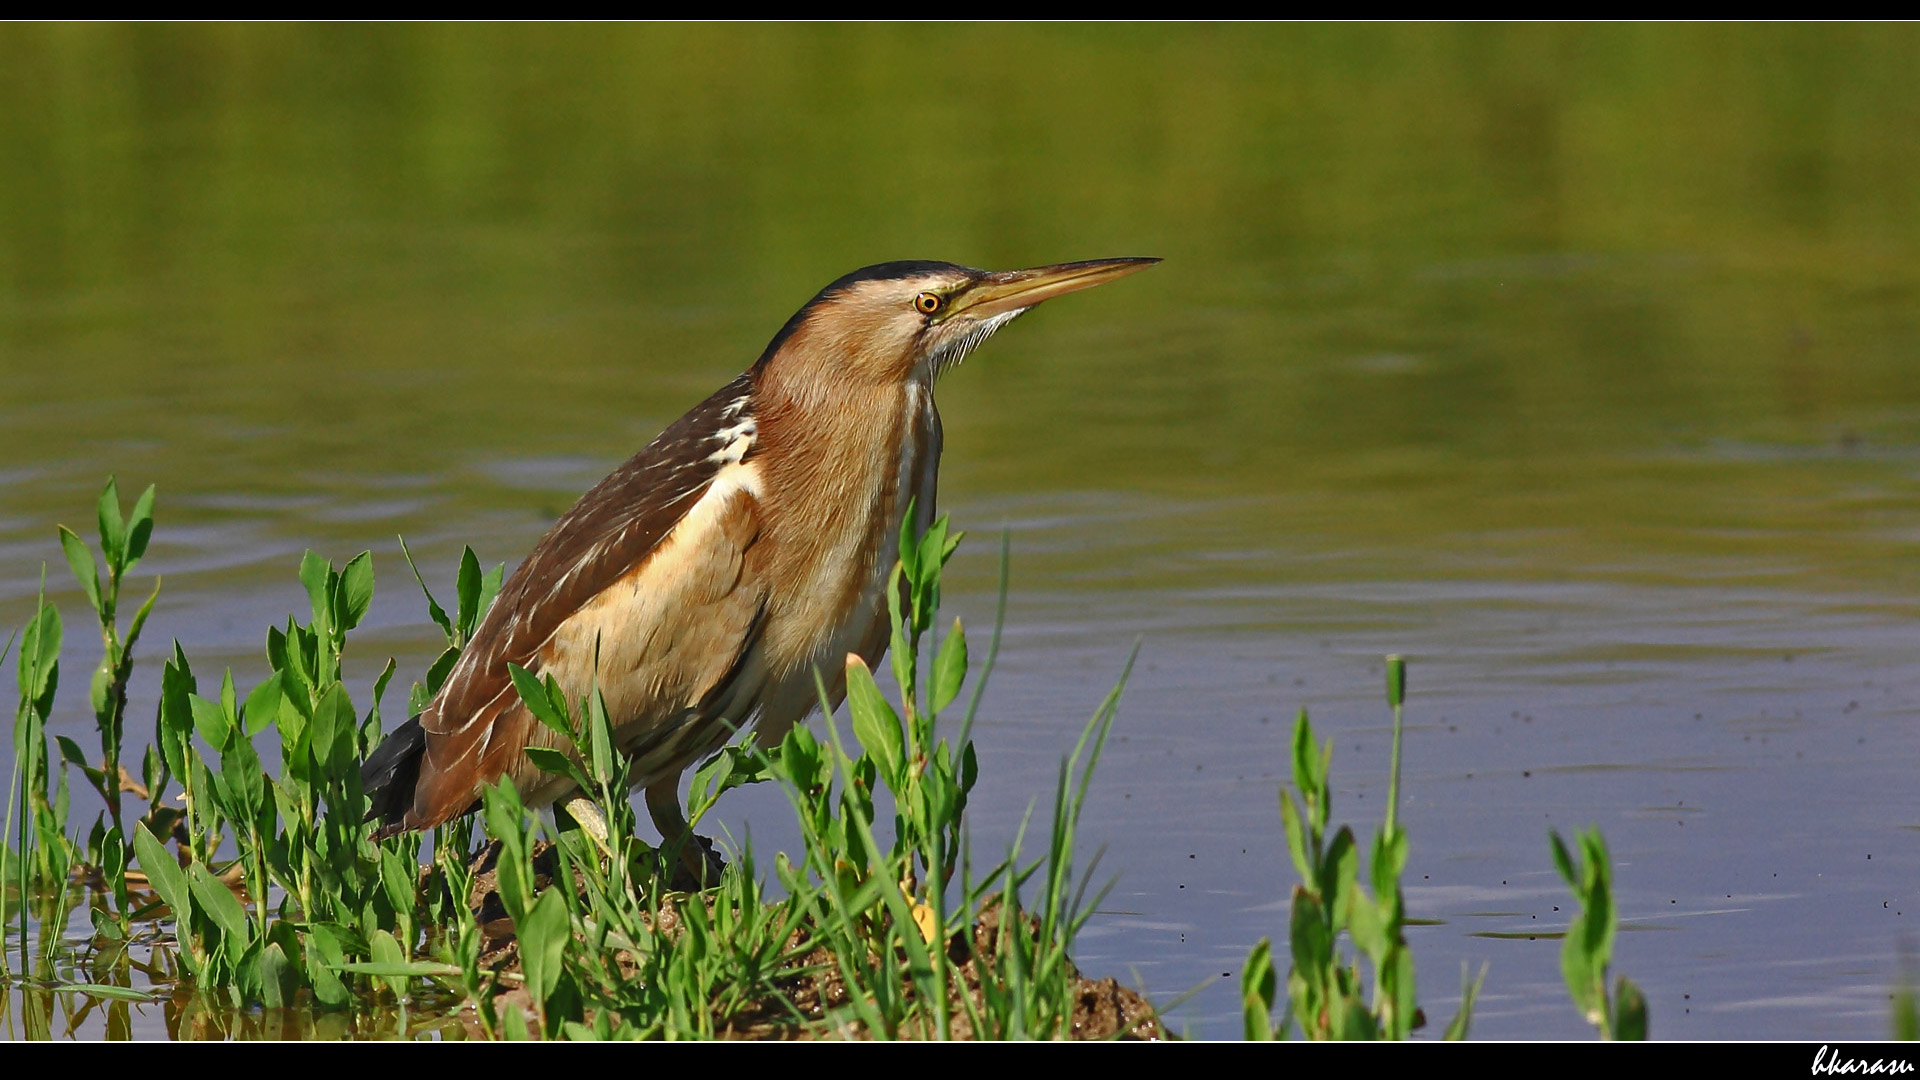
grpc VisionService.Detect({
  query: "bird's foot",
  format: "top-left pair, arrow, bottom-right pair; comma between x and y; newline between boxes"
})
662,833 -> 727,892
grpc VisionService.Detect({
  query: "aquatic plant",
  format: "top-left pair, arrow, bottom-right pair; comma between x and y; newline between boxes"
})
0,481 -> 1723,1043
4,479 -> 1150,1040
1240,654 -> 1661,1042
1550,826 -> 1647,1041
1242,656 -> 1483,1040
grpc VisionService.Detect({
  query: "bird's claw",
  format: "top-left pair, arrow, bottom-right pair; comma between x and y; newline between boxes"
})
665,833 -> 726,891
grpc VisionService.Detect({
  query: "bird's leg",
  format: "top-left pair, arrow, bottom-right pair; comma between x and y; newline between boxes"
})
563,796 -> 614,861
645,782 -> 723,889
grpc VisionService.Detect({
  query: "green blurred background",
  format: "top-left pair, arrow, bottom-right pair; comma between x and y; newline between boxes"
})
4,24 -> 1917,597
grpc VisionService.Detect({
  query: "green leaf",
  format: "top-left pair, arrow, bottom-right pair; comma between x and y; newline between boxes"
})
188,861 -> 251,949
690,746 -> 735,819
298,550 -> 331,634
917,515 -> 949,577
397,536 -> 453,640
1321,826 -> 1358,919
280,625 -> 315,699
19,600 -> 62,702
243,672 -> 284,738
124,484 -> 156,568
189,693 -> 231,751
502,1002 -> 532,1040
1579,831 -> 1615,970
1347,889 -> 1386,956
305,924 -> 351,1008
1289,709 -> 1318,802
844,654 -> 904,789
141,745 -> 164,809
887,584 -> 913,714
264,624 -> 288,676
58,526 -> 102,615
60,983 -> 157,1003
930,618 -> 967,715
478,562 -> 505,628
312,682 -> 359,776
1384,945 -> 1417,1039
914,517 -> 945,580
368,929 -> 408,1000
579,684 -> 610,787
587,686 -> 615,787
379,847 -> 417,923
102,824 -> 129,904
423,645 -> 459,699
332,960 -> 463,978
1371,825 -> 1408,902
89,661 -> 111,720
1242,937 -> 1278,1040
509,663 -> 572,739
125,577 -> 161,655
518,888 -> 570,1011
54,734 -> 89,769
481,780 -> 533,922
1326,991 -> 1374,1041
371,656 -> 397,713
339,551 -> 374,632
688,745 -> 774,826
96,477 -> 126,568
912,518 -> 950,632
483,778 -> 526,844
526,747 -> 592,792
132,823 -> 191,924
157,647 -> 195,777
1445,962 -> 1488,1041
1549,829 -> 1577,888
1561,910 -> 1602,1025
1613,976 -> 1648,1040
773,724 -> 824,793
256,941 -> 292,1010
456,546 -> 482,639
1279,791 -> 1313,886
897,497 -> 920,582
1288,887 -> 1333,984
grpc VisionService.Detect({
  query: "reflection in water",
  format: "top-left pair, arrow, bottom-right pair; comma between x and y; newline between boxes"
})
3,25 -> 1919,1039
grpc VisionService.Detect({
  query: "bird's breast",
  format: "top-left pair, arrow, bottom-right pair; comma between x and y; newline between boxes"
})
755,381 -> 941,685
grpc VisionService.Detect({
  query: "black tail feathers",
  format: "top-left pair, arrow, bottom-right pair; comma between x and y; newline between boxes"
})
361,715 -> 425,835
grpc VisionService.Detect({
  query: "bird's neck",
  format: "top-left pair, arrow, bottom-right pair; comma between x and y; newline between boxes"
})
751,371 -> 940,670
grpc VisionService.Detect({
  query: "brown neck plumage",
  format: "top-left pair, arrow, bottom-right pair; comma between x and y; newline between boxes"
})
749,321 -> 934,674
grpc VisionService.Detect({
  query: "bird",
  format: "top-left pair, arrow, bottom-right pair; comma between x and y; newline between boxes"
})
360,257 -> 1159,861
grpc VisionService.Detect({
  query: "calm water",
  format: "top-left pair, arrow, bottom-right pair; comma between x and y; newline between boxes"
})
4,24 -> 1920,1039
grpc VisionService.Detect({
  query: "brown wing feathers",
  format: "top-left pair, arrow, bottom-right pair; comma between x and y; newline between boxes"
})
395,372 -> 763,829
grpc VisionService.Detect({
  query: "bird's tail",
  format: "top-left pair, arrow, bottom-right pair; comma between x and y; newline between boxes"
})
361,715 -> 425,838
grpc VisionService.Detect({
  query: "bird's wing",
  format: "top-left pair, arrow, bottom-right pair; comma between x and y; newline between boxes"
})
408,371 -> 764,826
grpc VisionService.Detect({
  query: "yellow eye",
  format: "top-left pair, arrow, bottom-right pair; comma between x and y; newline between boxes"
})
915,291 -> 942,315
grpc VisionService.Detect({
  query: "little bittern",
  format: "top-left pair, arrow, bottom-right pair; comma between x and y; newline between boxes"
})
361,257 -> 1158,851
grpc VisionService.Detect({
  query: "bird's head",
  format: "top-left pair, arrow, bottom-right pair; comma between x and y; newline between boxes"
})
754,258 -> 1159,402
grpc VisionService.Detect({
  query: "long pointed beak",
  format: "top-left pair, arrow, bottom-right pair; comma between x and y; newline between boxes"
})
955,257 -> 1161,319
